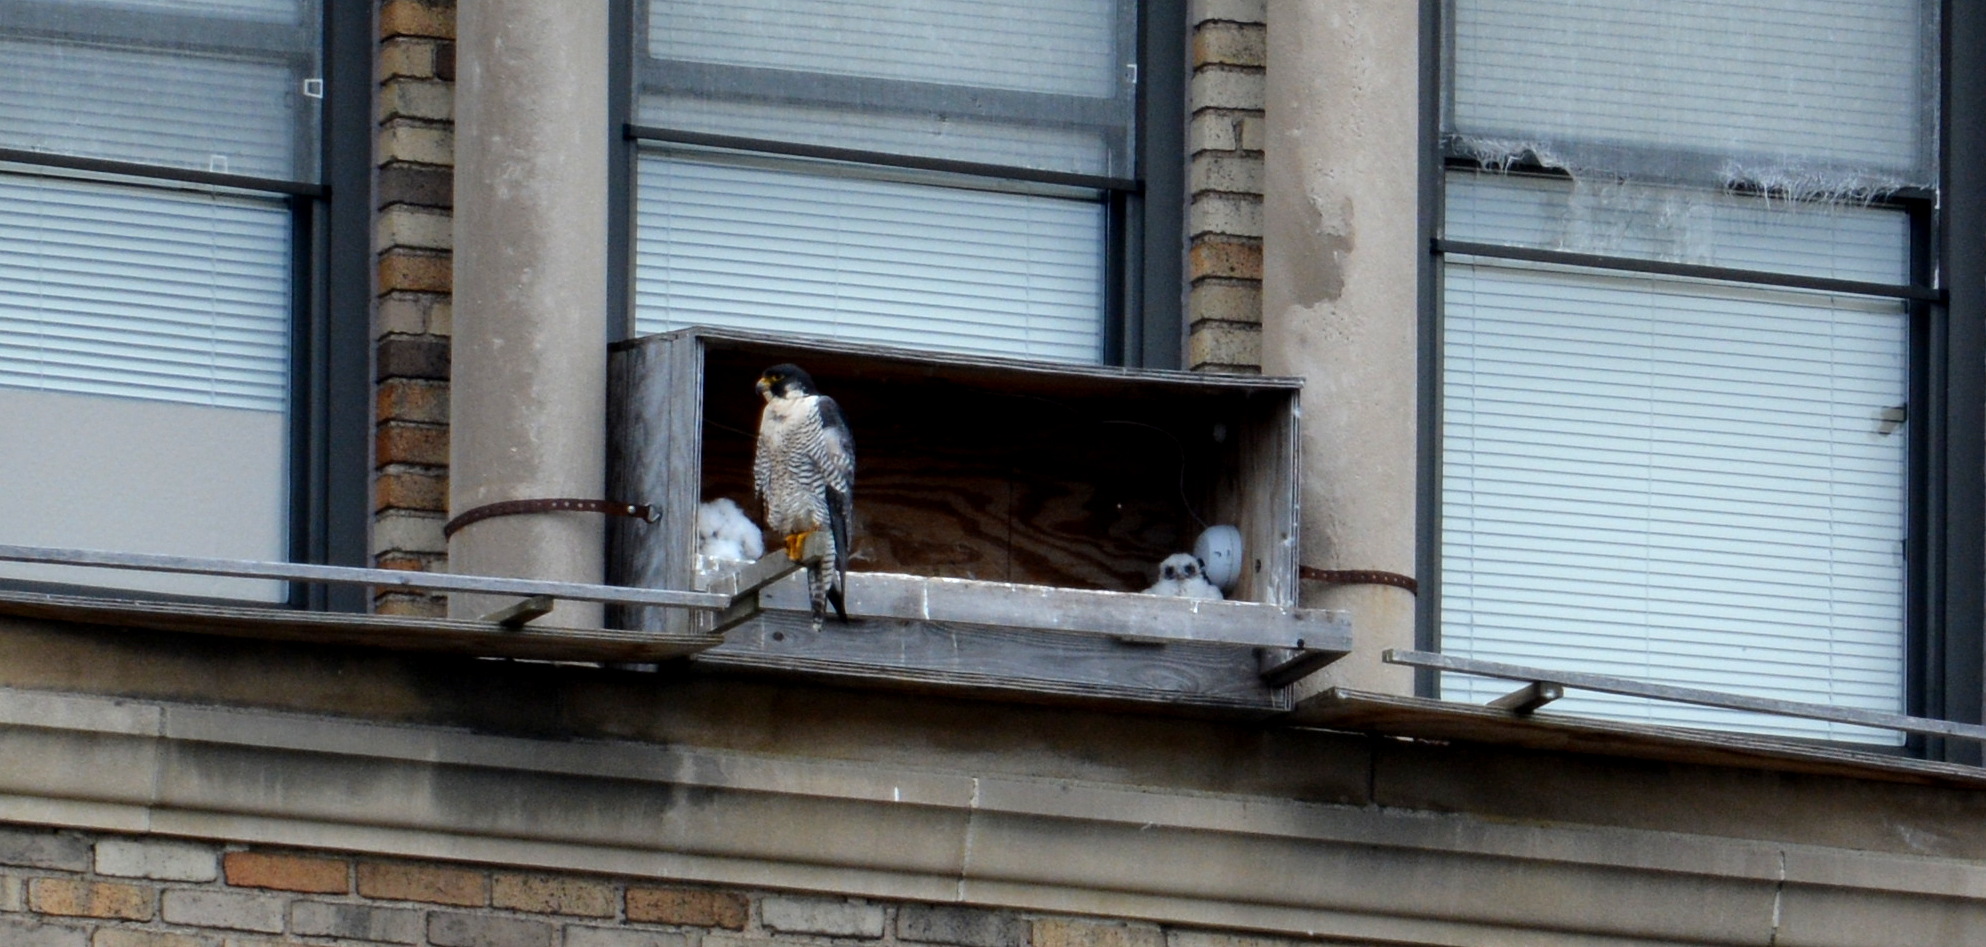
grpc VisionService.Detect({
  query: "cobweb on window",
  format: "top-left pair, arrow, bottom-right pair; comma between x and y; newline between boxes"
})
1443,0 -> 1940,204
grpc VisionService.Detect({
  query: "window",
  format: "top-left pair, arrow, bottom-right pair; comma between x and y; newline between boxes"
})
0,0 -> 367,604
623,0 -> 1182,366
1429,0 -> 1951,742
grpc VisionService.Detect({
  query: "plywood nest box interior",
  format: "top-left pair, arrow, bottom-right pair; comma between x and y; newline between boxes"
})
608,328 -> 1349,713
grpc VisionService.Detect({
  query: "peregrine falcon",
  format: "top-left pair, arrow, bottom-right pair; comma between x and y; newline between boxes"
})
753,364 -> 855,629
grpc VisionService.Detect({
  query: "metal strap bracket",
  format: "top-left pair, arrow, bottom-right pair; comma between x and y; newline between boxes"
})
443,498 -> 659,540
1300,566 -> 1418,595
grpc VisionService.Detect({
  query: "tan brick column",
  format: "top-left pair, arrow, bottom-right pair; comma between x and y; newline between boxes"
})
1186,0 -> 1268,373
373,0 -> 456,616
447,0 -> 610,623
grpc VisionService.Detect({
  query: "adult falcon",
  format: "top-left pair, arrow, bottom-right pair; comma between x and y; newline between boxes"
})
753,363 -> 855,629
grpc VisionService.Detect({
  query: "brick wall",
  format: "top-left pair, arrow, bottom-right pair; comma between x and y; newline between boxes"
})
1184,0 -> 1266,374
0,826 -> 1309,947
373,0 -> 457,616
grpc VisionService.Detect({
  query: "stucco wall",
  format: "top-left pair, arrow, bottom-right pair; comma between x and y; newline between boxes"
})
1261,0 -> 1422,694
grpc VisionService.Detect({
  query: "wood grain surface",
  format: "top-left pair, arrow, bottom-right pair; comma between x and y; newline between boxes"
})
692,341 -> 1275,593
705,609 -> 1288,712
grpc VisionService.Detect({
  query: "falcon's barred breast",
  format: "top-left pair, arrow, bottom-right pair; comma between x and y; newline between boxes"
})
753,363 -> 855,628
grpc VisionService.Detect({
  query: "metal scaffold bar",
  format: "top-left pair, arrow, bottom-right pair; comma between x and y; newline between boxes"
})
0,544 -> 731,610
1387,649 -> 1986,743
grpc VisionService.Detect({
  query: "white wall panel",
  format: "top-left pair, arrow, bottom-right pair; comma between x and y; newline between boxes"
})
0,388 -> 288,601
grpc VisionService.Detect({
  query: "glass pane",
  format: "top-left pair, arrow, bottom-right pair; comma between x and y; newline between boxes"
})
1445,172 -> 1912,284
71,0 -> 302,20
638,0 -> 1134,177
649,0 -> 1124,98
1448,0 -> 1937,190
1441,261 -> 1907,743
0,174 -> 292,601
0,0 -> 320,181
635,152 -> 1106,364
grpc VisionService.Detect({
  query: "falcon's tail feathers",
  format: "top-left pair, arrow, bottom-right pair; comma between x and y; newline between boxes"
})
804,563 -> 851,631
807,561 -> 851,631
825,582 -> 848,624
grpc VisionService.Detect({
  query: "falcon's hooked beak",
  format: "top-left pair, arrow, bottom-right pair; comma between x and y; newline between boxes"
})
755,374 -> 774,399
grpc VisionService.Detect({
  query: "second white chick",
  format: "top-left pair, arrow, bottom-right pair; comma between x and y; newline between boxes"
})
1145,552 -> 1223,601
697,497 -> 765,567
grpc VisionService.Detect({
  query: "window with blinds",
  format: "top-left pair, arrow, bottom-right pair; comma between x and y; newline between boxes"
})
630,0 -> 1137,363
0,0 -> 321,180
1438,1 -> 1937,741
0,0 -> 319,600
1445,0 -> 1936,191
637,155 -> 1106,363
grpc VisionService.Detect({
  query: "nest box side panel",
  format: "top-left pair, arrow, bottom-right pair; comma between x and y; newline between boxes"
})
1257,390 -> 1301,607
1205,389 -> 1299,607
608,334 -> 705,631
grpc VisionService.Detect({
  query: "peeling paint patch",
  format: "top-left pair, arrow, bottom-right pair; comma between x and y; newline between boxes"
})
1291,190 -> 1353,307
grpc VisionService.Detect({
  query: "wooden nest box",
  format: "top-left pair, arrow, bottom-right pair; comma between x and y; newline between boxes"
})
608,328 -> 1345,713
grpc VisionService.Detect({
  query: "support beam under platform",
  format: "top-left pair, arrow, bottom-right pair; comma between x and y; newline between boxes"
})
687,570 -> 1352,714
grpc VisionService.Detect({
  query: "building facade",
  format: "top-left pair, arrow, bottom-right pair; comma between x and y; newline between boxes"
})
0,1 -> 1983,945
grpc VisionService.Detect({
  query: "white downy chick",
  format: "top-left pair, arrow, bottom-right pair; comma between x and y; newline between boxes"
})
697,498 -> 765,570
1145,552 -> 1223,601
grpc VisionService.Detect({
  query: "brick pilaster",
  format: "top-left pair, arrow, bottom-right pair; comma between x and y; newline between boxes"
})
374,0 -> 456,615
1185,0 -> 1266,373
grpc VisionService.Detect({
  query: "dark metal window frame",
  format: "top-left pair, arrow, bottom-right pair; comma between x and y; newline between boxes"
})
1415,0 -> 1985,759
0,0 -> 371,611
609,0 -> 1184,369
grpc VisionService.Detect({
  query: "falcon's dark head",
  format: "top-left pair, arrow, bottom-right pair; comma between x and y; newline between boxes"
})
756,363 -> 818,401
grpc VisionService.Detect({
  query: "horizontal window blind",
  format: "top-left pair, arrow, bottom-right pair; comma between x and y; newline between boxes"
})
1445,172 -> 1911,284
0,14 -> 316,181
1441,261 -> 1907,743
648,0 -> 1124,99
1448,0 -> 1936,187
0,173 -> 292,412
634,153 -> 1105,364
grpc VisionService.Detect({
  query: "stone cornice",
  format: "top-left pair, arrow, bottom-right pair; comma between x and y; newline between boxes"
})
2,684 -> 1982,946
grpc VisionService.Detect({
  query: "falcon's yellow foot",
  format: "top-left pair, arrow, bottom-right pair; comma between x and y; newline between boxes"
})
783,531 -> 815,562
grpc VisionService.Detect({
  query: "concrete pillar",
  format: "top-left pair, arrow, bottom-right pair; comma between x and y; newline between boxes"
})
1262,0 -> 1420,693
447,1 -> 609,624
